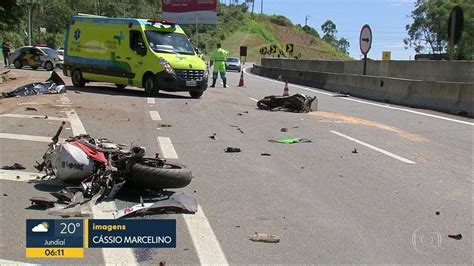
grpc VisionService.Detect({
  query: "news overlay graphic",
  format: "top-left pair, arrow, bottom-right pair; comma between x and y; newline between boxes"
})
162,0 -> 217,25
88,219 -> 176,248
26,219 -> 84,258
26,219 -> 177,258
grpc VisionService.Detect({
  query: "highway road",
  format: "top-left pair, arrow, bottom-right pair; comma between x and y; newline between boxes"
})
0,66 -> 472,264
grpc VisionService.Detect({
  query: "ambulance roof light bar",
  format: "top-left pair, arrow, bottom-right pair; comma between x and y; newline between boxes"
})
147,19 -> 178,26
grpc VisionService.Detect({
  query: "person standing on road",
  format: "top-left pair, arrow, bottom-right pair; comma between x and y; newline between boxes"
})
210,43 -> 229,88
2,38 -> 12,68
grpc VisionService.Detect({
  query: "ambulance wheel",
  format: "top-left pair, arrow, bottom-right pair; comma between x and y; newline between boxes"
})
144,75 -> 158,96
189,91 -> 203,98
115,84 -> 127,89
14,60 -> 22,69
72,69 -> 86,87
45,61 -> 54,71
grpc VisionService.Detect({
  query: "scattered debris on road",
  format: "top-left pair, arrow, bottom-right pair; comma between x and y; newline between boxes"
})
269,138 -> 312,144
352,148 -> 358,154
257,94 -> 317,113
25,107 -> 38,111
113,192 -> 197,219
74,90 -> 81,94
160,123 -> 172,127
1,71 -> 66,98
280,128 -> 288,132
209,133 -> 217,140
248,232 -> 280,243
2,163 -> 26,170
448,234 -> 462,240
225,147 -> 241,153
435,211 -> 440,215
30,197 -> 56,208
1,70 -> 16,83
261,153 -> 271,156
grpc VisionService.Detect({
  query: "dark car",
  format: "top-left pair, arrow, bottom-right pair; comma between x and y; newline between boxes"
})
225,57 -> 241,72
11,46 -> 63,71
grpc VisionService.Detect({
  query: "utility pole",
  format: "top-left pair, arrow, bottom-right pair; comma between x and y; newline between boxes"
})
25,0 -> 38,46
261,0 -> 263,14
251,0 -> 255,16
305,15 -> 310,26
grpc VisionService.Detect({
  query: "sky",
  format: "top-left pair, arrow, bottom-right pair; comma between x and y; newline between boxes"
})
243,0 -> 417,60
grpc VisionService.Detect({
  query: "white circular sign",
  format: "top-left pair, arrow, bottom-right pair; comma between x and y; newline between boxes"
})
359,24 -> 372,55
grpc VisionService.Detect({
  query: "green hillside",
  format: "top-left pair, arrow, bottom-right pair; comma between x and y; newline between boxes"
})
182,4 -> 352,62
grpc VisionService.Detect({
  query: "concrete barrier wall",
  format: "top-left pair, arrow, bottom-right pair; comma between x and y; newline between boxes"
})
262,59 -> 474,83
251,65 -> 474,117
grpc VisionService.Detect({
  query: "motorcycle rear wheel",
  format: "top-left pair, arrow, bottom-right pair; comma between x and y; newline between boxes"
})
129,158 -> 192,189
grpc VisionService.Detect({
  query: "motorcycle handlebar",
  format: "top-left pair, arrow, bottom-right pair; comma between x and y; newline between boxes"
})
51,121 -> 66,144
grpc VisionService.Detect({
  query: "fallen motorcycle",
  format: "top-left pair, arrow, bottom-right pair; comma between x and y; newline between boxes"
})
35,121 -> 192,198
257,93 -> 317,113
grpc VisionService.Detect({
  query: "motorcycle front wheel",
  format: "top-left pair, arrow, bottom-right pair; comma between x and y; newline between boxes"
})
129,158 -> 192,190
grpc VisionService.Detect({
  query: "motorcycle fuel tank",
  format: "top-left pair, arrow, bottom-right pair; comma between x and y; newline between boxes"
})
51,143 -> 95,181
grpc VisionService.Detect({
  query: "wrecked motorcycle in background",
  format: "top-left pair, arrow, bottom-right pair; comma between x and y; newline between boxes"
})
32,122 -> 196,218
257,93 -> 317,113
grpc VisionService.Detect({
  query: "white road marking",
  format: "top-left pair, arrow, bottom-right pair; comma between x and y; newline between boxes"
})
342,98 -> 474,126
61,97 -> 138,265
157,137 -> 178,159
0,170 -> 40,181
249,97 -> 258,102
0,114 -> 66,121
64,110 -> 87,135
183,206 -> 229,265
330,130 -> 416,164
61,95 -> 71,104
156,136 -> 229,264
0,133 -> 59,143
149,111 -> 162,121
147,98 -> 156,104
244,66 -> 474,126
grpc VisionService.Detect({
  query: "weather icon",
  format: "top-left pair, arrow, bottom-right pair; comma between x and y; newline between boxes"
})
32,222 -> 49,233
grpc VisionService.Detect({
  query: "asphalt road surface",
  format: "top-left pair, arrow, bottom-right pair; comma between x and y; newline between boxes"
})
0,66 -> 472,264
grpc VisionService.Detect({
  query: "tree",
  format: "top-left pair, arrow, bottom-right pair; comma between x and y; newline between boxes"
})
404,0 -> 473,59
321,20 -> 337,45
337,37 -> 350,55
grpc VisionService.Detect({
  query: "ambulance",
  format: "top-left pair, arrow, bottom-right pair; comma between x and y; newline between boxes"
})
64,15 -> 208,98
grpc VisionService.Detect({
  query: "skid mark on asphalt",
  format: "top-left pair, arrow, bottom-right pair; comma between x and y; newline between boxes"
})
312,111 -> 430,142
330,130 -> 416,164
244,66 -> 474,126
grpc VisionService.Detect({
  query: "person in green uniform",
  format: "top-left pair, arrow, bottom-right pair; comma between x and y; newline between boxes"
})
210,43 -> 229,88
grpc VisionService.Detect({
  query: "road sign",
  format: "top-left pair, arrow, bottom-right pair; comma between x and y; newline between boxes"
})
260,47 -> 267,55
270,45 -> 277,54
448,6 -> 464,46
286,43 -> 294,53
382,51 -> 391,61
240,46 -> 247,57
359,24 -> 372,55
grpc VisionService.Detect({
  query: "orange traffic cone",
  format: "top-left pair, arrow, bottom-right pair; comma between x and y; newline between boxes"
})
282,81 -> 289,96
238,71 -> 245,87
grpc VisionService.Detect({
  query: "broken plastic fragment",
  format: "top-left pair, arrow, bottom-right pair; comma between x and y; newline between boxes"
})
268,138 -> 311,144
248,232 -> 280,243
